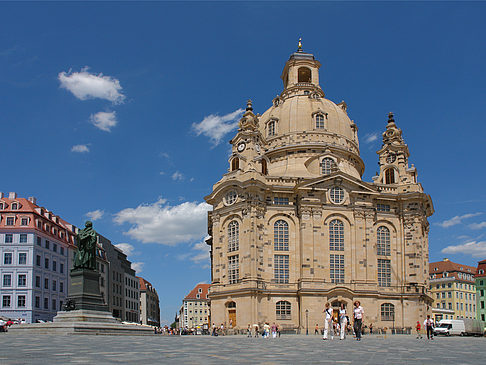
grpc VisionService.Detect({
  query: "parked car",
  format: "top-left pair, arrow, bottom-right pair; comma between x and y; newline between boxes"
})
434,319 -> 485,336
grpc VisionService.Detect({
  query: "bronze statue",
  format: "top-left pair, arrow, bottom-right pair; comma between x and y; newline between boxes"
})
73,221 -> 97,270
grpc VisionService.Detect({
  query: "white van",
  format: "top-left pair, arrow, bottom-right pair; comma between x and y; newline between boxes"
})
434,320 -> 465,336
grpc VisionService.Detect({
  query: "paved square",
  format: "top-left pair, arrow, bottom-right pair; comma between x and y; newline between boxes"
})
1,333 -> 485,364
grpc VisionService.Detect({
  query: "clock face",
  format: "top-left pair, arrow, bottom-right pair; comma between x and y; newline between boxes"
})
237,142 -> 246,152
386,154 -> 396,163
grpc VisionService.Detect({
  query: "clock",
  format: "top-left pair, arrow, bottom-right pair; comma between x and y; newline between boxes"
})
386,154 -> 396,163
237,142 -> 246,152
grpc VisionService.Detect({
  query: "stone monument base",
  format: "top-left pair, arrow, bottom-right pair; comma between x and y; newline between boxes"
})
9,309 -> 154,335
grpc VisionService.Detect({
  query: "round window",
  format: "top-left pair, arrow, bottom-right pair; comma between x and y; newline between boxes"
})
225,191 -> 238,205
329,186 -> 344,204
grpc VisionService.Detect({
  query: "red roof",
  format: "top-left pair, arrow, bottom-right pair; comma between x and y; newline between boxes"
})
430,259 -> 477,281
475,260 -> 486,278
138,276 -> 153,291
184,283 -> 210,301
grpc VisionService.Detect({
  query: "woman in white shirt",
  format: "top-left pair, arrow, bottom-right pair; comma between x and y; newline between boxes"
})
353,301 -> 364,341
322,302 -> 333,340
339,303 -> 347,340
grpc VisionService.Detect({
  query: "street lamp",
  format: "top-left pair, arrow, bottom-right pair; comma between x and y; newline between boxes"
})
305,309 -> 309,335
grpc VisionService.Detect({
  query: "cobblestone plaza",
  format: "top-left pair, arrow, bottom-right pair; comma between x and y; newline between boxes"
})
1,333 -> 485,364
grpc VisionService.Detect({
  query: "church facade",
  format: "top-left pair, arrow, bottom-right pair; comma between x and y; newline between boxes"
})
205,45 -> 434,332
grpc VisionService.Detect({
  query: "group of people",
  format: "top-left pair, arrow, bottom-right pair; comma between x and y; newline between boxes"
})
415,315 -> 435,340
321,301 -> 365,341
246,322 -> 281,338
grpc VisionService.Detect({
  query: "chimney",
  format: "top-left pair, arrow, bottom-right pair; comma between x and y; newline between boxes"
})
8,192 -> 17,199
28,196 -> 37,205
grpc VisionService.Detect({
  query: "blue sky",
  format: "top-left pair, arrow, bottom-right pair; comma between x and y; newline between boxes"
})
1,2 -> 485,324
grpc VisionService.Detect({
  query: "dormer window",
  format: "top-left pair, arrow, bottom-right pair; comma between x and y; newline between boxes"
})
0,202 -> 5,210
267,120 -> 277,137
198,288 -> 202,293
11,202 -> 19,210
321,157 -> 336,175
311,93 -> 320,99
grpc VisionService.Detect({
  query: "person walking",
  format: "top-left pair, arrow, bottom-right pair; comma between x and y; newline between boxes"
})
369,323 -> 373,335
424,315 -> 434,340
314,324 -> 319,335
253,324 -> 259,338
353,301 -> 364,341
415,321 -> 422,339
263,322 -> 270,338
247,324 -> 252,337
322,303 -> 333,340
339,303 -> 347,340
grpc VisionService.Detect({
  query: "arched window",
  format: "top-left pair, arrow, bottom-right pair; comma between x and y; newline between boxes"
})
274,220 -> 289,251
227,301 -> 236,308
329,219 -> 344,251
384,168 -> 395,184
377,226 -> 391,256
381,303 -> 395,321
276,300 -> 291,320
11,202 -> 18,210
231,157 -> 239,171
298,67 -> 311,83
228,221 -> 239,252
321,158 -> 336,175
315,113 -> 325,129
261,159 -> 268,175
268,120 -> 276,137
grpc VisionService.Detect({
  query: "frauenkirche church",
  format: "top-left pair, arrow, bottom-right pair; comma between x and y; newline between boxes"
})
205,43 -> 434,332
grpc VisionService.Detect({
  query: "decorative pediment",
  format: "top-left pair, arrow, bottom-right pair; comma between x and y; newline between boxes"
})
296,172 -> 378,194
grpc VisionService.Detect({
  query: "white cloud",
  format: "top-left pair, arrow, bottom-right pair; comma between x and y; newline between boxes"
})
469,222 -> 486,230
192,108 -> 244,146
159,152 -> 170,159
58,67 -> 125,104
113,198 -> 212,245
177,237 -> 211,269
441,241 -> 486,258
85,209 -> 104,221
90,111 -> 118,132
115,243 -> 135,256
131,262 -> 144,273
364,132 -> 379,144
171,171 -> 184,181
159,171 -> 165,175
436,213 -> 482,228
71,144 -> 90,153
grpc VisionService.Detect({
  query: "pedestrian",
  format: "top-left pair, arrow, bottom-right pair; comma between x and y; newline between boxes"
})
277,323 -> 281,337
247,324 -> 252,337
271,323 -> 277,338
339,303 -> 347,340
353,300 -> 364,341
253,324 -> 259,338
263,322 -> 270,338
220,323 -> 225,336
314,324 -> 319,335
423,315 -> 434,340
369,323 -> 373,335
415,321 -> 422,339
322,302 -> 333,340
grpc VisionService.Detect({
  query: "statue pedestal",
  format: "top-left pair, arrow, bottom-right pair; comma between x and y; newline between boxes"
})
68,268 -> 107,312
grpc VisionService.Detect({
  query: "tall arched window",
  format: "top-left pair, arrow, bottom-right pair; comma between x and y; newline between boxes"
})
315,114 -> 325,129
276,300 -> 291,320
381,303 -> 395,321
268,120 -> 276,137
228,221 -> 239,252
377,226 -> 391,256
274,220 -> 289,251
231,157 -> 239,171
261,159 -> 268,175
385,168 -> 395,184
298,67 -> 311,83
329,219 -> 344,251
321,158 -> 336,175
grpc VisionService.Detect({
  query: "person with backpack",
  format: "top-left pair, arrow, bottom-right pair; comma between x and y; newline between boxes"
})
322,303 -> 333,340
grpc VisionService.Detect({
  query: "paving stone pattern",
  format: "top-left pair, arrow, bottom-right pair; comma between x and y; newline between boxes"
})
1,333 -> 485,364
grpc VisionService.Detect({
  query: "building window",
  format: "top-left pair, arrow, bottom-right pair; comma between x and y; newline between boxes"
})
273,197 -> 289,205
276,301 -> 291,320
6,217 -> 15,226
19,253 -> 27,265
261,159 -> 268,175
19,234 -> 28,243
60,263 -> 64,274
227,221 -> 239,252
330,254 -> 345,283
11,203 -> 19,210
384,168 -> 395,184
378,259 -> 391,287
0,202 -> 4,209
298,67 -> 311,83
2,295 -> 11,308
377,226 -> 391,256
329,187 -> 344,204
60,247 -> 64,255
45,258 -> 49,269
59,281 -> 63,293
35,296 -> 40,308
329,219 -> 344,251
274,255 -> 289,283
37,237 -> 42,246
381,303 -> 395,321
315,114 -> 325,129
53,243 -> 57,252
274,220 -> 289,251
376,204 -> 391,212
45,240 -> 50,249
4,253 -> 12,265
5,234 -> 13,243
231,157 -> 239,171
44,298 -> 49,309
18,295 -> 26,308
228,255 -> 239,284
321,157 -> 336,175
52,261 -> 57,272
21,217 -> 29,226
44,278 -> 49,289
52,299 -> 56,311
267,120 -> 276,137
35,276 -> 40,288
52,280 -> 56,291
225,191 -> 238,205
3,274 -> 12,287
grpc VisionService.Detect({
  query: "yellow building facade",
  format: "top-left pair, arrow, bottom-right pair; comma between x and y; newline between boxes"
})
205,45 -> 434,332
430,258 -> 477,321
